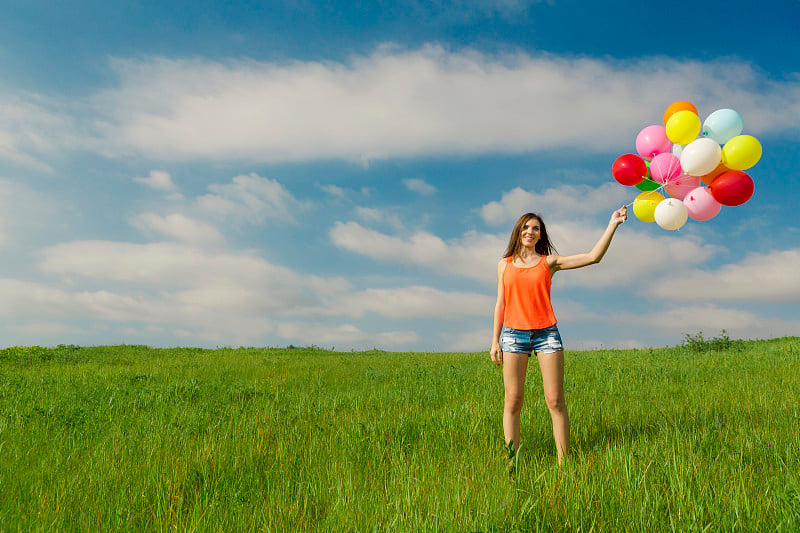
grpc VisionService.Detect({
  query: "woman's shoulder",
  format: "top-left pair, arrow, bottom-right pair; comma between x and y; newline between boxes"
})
497,257 -> 510,275
545,254 -> 561,267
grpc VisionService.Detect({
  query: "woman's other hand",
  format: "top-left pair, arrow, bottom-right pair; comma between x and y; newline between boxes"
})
490,342 -> 503,366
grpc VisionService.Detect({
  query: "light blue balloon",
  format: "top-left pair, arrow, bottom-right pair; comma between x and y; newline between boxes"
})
702,108 -> 743,144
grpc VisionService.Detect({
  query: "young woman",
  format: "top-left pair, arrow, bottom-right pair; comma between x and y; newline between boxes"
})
490,206 -> 628,465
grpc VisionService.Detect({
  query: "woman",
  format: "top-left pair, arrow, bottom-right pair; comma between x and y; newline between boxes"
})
490,206 -> 628,466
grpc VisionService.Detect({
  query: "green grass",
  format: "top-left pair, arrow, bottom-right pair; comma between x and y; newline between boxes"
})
1,338 -> 799,531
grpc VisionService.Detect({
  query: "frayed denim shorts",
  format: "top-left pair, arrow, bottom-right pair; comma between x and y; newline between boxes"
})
500,325 -> 563,356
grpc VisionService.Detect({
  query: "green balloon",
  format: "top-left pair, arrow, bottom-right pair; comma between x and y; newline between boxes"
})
636,178 -> 661,191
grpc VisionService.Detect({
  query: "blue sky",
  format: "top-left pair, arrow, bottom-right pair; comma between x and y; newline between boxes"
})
1,0 -> 799,350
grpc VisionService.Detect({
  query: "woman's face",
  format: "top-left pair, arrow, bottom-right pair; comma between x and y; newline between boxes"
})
520,217 -> 541,248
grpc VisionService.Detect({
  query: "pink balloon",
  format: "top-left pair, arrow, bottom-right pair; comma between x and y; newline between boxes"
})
636,125 -> 673,160
650,153 -> 683,184
665,174 -> 701,200
684,187 -> 722,221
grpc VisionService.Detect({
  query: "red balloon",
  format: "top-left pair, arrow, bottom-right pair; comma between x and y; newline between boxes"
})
612,154 -> 646,186
709,170 -> 754,206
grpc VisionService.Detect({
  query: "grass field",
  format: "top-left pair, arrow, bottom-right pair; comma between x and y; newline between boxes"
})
1,336 -> 799,531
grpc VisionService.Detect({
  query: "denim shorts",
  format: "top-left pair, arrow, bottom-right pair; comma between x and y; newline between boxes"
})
500,325 -> 563,355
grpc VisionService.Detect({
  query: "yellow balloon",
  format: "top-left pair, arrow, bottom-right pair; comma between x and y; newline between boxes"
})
722,135 -> 762,170
665,110 -> 701,145
633,191 -> 665,223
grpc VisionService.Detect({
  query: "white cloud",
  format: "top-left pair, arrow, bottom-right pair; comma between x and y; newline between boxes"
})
17,241 -> 320,343
0,183 -> 7,248
36,241 -> 339,322
341,286 -> 494,319
412,0 -> 541,21
275,322 -> 420,349
480,182 -> 629,226
330,221 -> 505,283
25,238 -> 493,345
0,178 -> 63,250
129,213 -> 225,246
0,277 -> 276,345
440,327 -> 492,353
0,279 -> 73,318
403,178 -> 437,196
613,303 -> 800,341
329,215 -> 722,290
437,298 -> 604,352
16,322 -> 80,336
649,249 -> 800,303
549,298 -> 605,324
354,206 -> 404,229
547,221 -> 721,289
0,91 -> 77,172
320,184 -> 346,197
91,47 -> 800,162
133,169 -> 181,195
39,241 -> 302,296
196,173 -> 305,224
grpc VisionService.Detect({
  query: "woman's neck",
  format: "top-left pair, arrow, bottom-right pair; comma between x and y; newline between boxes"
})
516,249 -> 540,262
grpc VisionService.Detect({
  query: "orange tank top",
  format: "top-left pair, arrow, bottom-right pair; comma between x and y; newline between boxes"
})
503,255 -> 557,330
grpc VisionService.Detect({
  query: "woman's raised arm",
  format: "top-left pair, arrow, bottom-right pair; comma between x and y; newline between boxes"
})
548,206 -> 627,273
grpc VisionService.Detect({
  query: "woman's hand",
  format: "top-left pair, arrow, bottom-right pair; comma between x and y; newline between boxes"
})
490,342 -> 503,366
610,205 -> 628,227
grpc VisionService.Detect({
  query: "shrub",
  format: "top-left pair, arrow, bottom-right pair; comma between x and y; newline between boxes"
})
682,330 -> 732,352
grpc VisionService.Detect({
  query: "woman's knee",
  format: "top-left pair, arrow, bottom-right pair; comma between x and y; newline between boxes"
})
544,393 -> 566,414
505,390 -> 525,413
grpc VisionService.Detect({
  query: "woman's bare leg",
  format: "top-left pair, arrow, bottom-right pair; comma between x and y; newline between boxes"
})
538,350 -> 569,463
502,352 -> 529,449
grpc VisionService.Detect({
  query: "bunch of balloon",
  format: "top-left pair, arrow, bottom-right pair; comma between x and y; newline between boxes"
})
612,100 -> 761,231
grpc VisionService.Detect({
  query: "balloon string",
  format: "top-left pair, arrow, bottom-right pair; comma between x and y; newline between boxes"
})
623,179 -> 668,208
624,171 -> 687,231
625,153 -> 684,208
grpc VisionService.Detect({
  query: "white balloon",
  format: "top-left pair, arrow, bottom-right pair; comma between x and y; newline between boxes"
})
680,137 -> 721,176
654,198 -> 689,230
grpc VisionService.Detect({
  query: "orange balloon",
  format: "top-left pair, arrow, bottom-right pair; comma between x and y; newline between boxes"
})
663,100 -> 698,125
699,162 -> 728,185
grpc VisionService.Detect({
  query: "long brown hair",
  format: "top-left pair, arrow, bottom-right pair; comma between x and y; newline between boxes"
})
503,213 -> 557,259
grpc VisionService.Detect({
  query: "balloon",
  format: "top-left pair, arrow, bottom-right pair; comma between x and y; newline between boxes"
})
684,187 -> 722,221
663,101 -> 698,125
636,178 -> 661,191
649,153 -> 682,184
680,138 -> 722,176
665,173 -> 701,200
635,160 -> 660,190
702,108 -> 744,144
612,154 -> 646,186
699,162 -> 729,185
633,191 -> 665,223
654,198 -> 689,230
666,110 -> 701,145
636,125 -> 673,160
671,143 -> 684,159
709,170 -> 755,206
722,135 -> 762,170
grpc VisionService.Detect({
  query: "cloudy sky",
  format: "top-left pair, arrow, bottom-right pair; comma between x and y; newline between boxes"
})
2,0 -> 799,351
